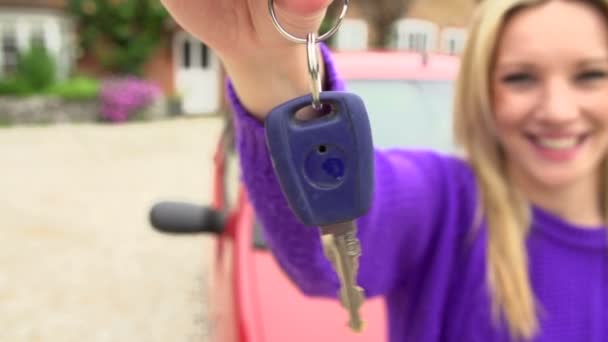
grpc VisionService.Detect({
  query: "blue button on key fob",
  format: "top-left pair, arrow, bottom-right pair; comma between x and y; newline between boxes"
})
265,91 -> 374,227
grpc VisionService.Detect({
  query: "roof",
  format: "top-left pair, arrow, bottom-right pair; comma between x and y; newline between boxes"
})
0,0 -> 65,9
332,49 -> 460,81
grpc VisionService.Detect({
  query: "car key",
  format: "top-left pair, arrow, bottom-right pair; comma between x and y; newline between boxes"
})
265,91 -> 374,332
321,224 -> 365,331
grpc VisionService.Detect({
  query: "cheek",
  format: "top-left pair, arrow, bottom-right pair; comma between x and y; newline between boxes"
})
582,94 -> 608,127
579,91 -> 608,158
492,85 -> 532,137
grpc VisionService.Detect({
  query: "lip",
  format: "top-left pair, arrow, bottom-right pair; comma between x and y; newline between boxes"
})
525,133 -> 589,162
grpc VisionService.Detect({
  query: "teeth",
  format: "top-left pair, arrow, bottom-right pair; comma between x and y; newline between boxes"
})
537,137 -> 579,149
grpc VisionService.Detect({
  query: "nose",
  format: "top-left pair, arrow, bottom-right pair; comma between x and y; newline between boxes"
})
536,77 -> 580,124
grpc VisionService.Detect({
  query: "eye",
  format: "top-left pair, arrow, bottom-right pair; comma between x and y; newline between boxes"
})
501,72 -> 535,87
576,69 -> 607,82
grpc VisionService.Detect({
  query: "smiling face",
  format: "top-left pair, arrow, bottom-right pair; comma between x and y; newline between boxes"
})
492,0 -> 608,193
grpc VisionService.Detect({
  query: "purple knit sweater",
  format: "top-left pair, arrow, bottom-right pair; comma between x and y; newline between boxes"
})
226,44 -> 608,341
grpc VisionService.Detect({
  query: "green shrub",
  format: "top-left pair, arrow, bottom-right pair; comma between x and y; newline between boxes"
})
0,77 -> 32,96
47,76 -> 100,100
68,0 -> 170,75
17,43 -> 56,91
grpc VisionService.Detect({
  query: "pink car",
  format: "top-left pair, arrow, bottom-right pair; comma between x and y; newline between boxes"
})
150,49 -> 459,341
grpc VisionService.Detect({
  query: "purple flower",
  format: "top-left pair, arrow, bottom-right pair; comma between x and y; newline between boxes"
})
100,76 -> 162,123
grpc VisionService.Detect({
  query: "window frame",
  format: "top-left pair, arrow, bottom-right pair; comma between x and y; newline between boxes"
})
0,21 -> 19,76
392,19 -> 439,53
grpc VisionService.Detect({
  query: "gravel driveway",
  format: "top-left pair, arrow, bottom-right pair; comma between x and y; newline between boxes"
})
0,117 -> 222,342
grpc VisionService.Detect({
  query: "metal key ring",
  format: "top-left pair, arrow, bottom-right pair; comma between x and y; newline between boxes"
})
268,0 -> 350,44
306,32 -> 322,109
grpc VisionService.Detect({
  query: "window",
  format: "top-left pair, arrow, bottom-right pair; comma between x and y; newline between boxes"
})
30,21 -> 45,48
334,19 -> 368,51
180,36 -> 212,69
200,43 -> 209,68
407,33 -> 428,52
2,26 -> 18,75
345,79 -> 455,152
222,119 -> 239,211
251,78 -> 457,250
182,39 -> 191,67
393,19 -> 439,52
441,28 -> 468,55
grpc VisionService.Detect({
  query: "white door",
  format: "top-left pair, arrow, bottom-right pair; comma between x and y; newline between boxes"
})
174,31 -> 220,115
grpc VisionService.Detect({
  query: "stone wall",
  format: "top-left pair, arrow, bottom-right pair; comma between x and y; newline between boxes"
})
0,96 -> 99,125
0,96 -> 168,125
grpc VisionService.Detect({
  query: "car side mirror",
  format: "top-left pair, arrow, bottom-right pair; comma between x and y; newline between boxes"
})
149,201 -> 226,234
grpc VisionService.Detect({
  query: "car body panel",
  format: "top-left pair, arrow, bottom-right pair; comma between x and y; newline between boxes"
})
210,49 -> 460,342
253,245 -> 387,341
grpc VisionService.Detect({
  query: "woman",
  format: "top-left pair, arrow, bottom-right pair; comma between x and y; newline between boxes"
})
161,0 -> 608,340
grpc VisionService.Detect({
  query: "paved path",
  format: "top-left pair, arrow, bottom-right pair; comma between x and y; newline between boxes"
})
0,117 -> 223,342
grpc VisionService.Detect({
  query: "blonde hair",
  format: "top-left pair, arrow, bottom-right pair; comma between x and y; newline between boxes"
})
454,0 -> 608,339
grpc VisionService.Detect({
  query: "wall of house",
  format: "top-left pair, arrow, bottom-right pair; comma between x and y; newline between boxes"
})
335,0 -> 477,53
408,0 -> 477,27
143,37 -> 175,96
0,6 -> 75,80
76,33 -> 175,95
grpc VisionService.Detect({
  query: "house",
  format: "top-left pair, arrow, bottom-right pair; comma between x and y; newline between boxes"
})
0,0 -> 477,117
171,0 -> 478,115
0,0 -> 76,80
0,0 -> 217,115
334,0 -> 476,54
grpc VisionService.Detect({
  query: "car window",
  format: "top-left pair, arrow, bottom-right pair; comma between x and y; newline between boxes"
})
345,79 -> 455,153
251,79 -> 456,249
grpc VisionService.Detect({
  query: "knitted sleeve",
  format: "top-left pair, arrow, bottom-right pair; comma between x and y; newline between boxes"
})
226,43 -> 453,298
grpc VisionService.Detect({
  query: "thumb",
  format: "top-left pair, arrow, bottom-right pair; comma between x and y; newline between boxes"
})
276,0 -> 334,16
269,0 -> 334,40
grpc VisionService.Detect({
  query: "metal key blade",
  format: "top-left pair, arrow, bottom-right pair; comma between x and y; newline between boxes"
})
322,221 -> 365,332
